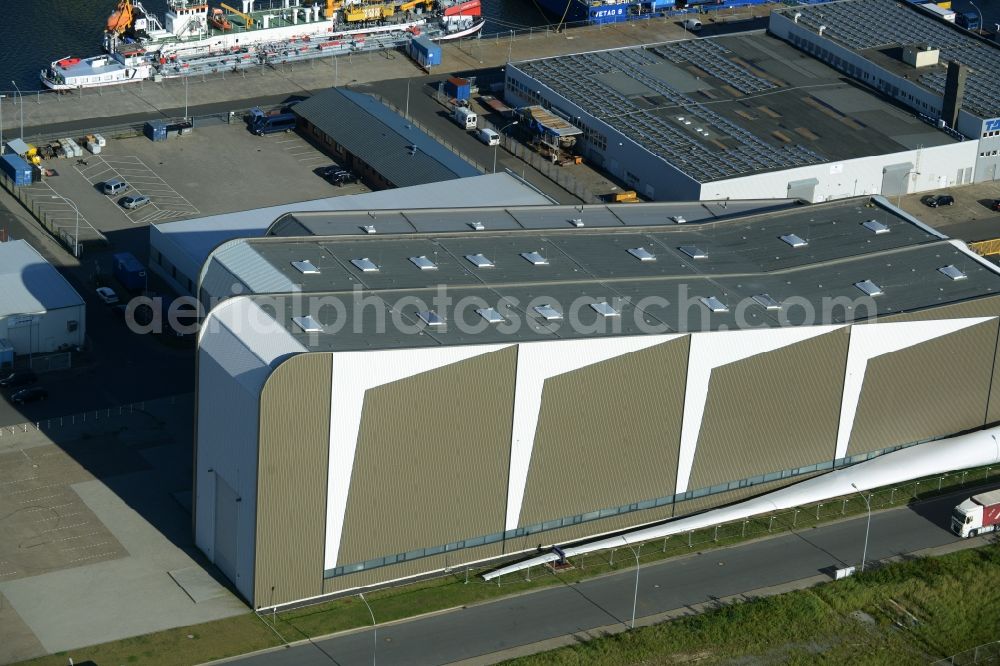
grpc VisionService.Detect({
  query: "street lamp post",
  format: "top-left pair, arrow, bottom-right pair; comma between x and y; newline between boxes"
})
969,0 -> 983,31
50,194 -> 81,258
897,170 -> 920,209
494,121 -> 518,173
851,483 -> 871,573
358,592 -> 376,666
621,536 -> 640,629
10,81 -> 23,140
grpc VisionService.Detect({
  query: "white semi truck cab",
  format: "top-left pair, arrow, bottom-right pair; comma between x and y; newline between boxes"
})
951,488 -> 1000,538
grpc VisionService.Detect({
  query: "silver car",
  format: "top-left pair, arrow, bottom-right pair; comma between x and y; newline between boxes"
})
120,195 -> 151,210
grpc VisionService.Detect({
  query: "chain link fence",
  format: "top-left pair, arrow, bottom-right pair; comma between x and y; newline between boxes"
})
932,640 -> 1000,665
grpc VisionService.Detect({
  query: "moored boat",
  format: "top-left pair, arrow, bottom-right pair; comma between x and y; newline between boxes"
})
41,0 -> 483,90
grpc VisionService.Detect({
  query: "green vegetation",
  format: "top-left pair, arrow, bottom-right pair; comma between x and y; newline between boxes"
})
17,465 -> 999,666
506,544 -> 1000,665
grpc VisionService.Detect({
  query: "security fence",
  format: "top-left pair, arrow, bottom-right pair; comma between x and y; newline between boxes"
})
932,640 -> 1000,665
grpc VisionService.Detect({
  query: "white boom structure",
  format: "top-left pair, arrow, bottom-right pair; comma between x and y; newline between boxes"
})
482,426 -> 1000,580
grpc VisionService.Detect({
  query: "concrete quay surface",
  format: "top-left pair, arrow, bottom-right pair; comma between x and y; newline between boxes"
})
9,7 -> 776,138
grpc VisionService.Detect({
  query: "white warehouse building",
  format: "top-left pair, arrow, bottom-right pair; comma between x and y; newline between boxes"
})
0,240 -> 85,357
505,31 -> 977,202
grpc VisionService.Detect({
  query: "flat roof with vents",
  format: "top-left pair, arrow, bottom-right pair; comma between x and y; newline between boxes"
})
509,30 -> 956,184
201,196 -> 1000,352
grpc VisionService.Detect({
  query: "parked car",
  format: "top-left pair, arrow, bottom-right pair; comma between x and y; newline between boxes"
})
102,178 -> 129,196
0,371 -> 36,389
991,200 -> 1000,212
119,195 -> 151,210
96,286 -> 120,304
323,167 -> 358,186
921,194 -> 955,207
10,387 -> 48,404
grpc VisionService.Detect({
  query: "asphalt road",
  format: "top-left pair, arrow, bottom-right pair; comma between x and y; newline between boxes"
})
224,485 -> 994,666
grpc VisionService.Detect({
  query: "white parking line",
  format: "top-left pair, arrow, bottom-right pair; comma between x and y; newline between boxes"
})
74,155 -> 201,224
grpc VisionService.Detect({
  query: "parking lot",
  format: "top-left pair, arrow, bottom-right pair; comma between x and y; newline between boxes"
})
898,180 -> 1000,243
75,155 -> 201,224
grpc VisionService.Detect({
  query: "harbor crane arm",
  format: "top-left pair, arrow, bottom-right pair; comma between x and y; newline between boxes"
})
220,2 -> 255,27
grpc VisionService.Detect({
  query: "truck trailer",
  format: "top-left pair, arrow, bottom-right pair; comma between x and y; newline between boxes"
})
951,488 -> 1000,537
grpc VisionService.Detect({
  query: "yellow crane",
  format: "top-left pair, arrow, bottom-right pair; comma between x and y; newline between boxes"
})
344,2 -> 395,21
399,0 -> 433,11
220,2 -> 254,27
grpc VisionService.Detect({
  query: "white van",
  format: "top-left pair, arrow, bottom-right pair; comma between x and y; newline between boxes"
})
453,106 -> 478,131
477,128 -> 500,146
682,18 -> 702,32
103,178 -> 129,196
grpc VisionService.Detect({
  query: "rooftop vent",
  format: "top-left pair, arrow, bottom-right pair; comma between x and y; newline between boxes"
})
469,221 -> 486,231
938,265 -> 967,281
862,219 -> 890,234
700,296 -> 729,313
351,258 -> 379,272
520,251 -> 549,265
465,253 -> 494,268
476,307 -> 504,324
361,225 -> 376,235
672,215 -> 686,224
569,218 -> 585,228
628,247 -> 657,262
902,44 -> 940,69
752,293 -> 782,310
417,310 -> 445,326
292,315 -> 323,333
780,233 -> 808,248
409,255 -> 438,270
533,304 -> 563,321
590,301 -> 620,317
291,260 -> 320,274
854,279 -> 883,296
679,245 -> 708,259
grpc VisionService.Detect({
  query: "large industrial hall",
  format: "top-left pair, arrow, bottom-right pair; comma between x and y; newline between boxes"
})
193,196 -> 1000,608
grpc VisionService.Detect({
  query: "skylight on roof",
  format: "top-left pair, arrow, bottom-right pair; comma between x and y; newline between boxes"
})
533,304 -> 563,321
465,253 -> 494,268
476,307 -> 504,323
628,247 -> 657,262
679,245 -> 707,259
569,218 -> 585,228
291,260 -> 320,274
292,315 -> 323,333
854,279 -> 883,296
409,255 -> 437,270
862,219 -> 890,234
417,310 -> 445,326
938,265 -> 967,281
351,258 -> 379,272
672,215 -> 686,224
700,296 -> 729,313
752,294 -> 782,310
780,233 -> 808,248
361,225 -> 376,235
521,251 -> 549,265
469,221 -> 486,231
590,302 -> 619,317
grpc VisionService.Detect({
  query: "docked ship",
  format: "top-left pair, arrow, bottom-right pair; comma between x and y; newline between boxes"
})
534,0 -> 770,25
41,0 -> 483,90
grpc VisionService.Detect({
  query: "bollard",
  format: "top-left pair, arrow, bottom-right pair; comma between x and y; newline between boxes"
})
768,516 -> 775,532
713,525 -> 719,542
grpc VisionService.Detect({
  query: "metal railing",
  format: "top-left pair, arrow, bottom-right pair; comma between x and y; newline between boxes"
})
932,640 -> 1000,665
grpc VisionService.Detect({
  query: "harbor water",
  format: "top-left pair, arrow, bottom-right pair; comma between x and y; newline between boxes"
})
0,0 -> 551,93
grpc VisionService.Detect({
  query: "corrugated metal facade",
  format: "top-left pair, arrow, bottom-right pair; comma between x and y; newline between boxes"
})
255,354 -> 333,607
517,338 -> 689,527
689,329 -> 848,489
846,320 -> 997,456
336,347 -> 517,565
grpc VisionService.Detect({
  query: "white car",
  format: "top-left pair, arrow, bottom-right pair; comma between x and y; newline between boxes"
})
477,128 -> 501,146
96,287 -> 120,304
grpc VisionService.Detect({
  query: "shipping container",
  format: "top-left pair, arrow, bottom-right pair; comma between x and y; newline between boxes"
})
408,35 -> 441,69
0,154 -> 33,186
145,120 -> 168,142
113,252 -> 148,292
444,76 -> 471,100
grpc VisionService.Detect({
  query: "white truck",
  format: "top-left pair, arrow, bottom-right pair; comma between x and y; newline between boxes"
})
951,488 -> 1000,538
453,106 -> 477,130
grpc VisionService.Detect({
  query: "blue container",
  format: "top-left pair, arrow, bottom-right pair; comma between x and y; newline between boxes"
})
0,154 -> 32,186
144,120 -> 168,142
113,251 -> 148,292
444,77 -> 471,100
409,35 -> 441,68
